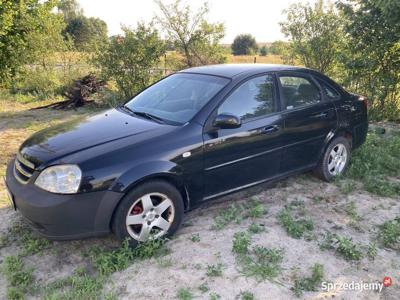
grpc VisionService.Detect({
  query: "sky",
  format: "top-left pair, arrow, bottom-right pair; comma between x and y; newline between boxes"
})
77,0 -> 317,44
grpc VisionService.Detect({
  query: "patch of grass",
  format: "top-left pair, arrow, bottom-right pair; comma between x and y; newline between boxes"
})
240,291 -> 255,300
237,246 -> 284,281
212,199 -> 266,230
206,263 -> 223,277
42,268 -> 104,300
232,232 -> 251,255
89,238 -> 169,275
212,204 -> 244,230
156,257 -> 173,268
345,133 -> 400,197
367,242 -> 377,260
248,223 -> 265,234
176,287 -> 193,300
20,231 -> 50,256
209,292 -> 221,300
292,264 -> 324,297
2,255 -> 34,299
319,232 -> 363,261
277,207 -> 314,239
378,217 -> 400,250
198,282 -> 210,293
189,233 -> 200,242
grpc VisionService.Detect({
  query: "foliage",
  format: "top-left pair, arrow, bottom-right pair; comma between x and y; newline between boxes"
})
277,202 -> 314,239
206,263 -> 223,277
292,264 -> 324,297
155,0 -> 226,67
231,34 -> 258,55
232,232 -> 251,255
176,288 -> 193,300
2,255 -> 34,299
0,0 -> 69,86
280,0 -> 344,74
240,291 -> 255,300
248,223 -> 265,234
259,46 -> 268,56
319,232 -> 363,260
378,217 -> 400,250
338,0 -> 400,121
344,132 -> 400,197
96,23 -> 166,99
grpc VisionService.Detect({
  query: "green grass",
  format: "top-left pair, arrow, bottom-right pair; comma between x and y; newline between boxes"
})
198,282 -> 210,293
176,287 -> 193,300
88,238 -> 169,275
232,232 -> 251,255
292,264 -> 324,297
2,255 -> 34,300
209,292 -> 221,300
367,242 -> 378,260
344,132 -> 400,197
189,233 -> 200,242
248,223 -> 265,234
319,232 -> 363,261
240,291 -> 255,300
378,217 -> 400,250
206,263 -> 223,277
278,207 -> 314,239
237,246 -> 284,281
212,199 -> 266,230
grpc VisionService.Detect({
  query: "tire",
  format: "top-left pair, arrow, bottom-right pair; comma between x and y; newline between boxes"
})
313,136 -> 351,182
112,180 -> 184,247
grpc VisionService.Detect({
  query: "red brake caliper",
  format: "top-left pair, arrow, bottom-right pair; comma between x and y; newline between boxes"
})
131,204 -> 143,215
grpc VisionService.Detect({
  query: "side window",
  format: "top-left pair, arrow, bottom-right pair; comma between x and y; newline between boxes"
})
218,75 -> 276,121
319,81 -> 340,99
279,76 -> 321,109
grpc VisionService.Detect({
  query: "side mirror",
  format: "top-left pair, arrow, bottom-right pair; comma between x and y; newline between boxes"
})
213,113 -> 241,129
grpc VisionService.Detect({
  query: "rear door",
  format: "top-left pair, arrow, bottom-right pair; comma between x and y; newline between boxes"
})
277,72 -> 337,173
202,74 -> 284,198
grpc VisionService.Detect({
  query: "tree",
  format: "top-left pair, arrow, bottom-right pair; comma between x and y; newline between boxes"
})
337,0 -> 400,120
0,0 -> 64,85
280,0 -> 344,74
268,41 -> 288,56
155,0 -> 226,67
259,45 -> 268,56
58,0 -> 108,51
96,23 -> 166,98
231,34 -> 258,55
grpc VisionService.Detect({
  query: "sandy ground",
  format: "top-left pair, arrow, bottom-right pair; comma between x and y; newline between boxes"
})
0,103 -> 399,299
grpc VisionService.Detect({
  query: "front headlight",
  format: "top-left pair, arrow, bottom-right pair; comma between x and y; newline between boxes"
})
35,165 -> 82,194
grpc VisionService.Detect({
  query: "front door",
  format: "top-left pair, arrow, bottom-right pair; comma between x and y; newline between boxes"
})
202,74 -> 284,198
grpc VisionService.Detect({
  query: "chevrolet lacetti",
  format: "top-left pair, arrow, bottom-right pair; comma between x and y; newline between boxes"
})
5,64 -> 368,247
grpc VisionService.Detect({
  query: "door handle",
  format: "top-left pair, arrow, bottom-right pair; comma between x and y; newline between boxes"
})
263,125 -> 281,134
311,111 -> 329,119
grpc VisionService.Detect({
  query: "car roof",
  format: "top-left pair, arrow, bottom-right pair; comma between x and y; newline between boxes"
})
179,63 -> 305,78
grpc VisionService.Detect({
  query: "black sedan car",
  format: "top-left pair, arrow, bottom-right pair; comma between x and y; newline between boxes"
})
5,64 -> 368,246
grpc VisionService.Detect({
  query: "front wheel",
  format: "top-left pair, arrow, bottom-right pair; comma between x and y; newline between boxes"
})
313,136 -> 351,182
112,180 -> 184,247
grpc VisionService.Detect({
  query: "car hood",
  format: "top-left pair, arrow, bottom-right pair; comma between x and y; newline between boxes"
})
19,108 -> 168,167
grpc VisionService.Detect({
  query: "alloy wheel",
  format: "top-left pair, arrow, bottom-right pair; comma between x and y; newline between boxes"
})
327,143 -> 348,176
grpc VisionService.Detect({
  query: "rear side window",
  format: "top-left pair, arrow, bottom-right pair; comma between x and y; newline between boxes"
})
218,74 -> 276,121
319,81 -> 340,99
279,76 -> 321,109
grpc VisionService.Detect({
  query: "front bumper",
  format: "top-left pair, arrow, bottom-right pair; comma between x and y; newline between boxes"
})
5,160 -> 123,240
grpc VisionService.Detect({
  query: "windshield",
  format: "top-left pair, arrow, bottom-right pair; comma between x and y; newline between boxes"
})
124,73 -> 229,124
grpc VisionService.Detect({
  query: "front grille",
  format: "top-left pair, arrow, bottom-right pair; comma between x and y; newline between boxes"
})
14,153 -> 35,184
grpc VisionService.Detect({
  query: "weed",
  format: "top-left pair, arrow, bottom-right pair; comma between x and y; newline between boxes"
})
89,238 -> 168,275
277,208 -> 314,239
156,257 -> 173,268
198,282 -> 210,293
367,242 -> 377,260
176,287 -> 193,300
378,217 -> 400,249
232,232 -> 251,255
320,232 -> 363,260
345,133 -> 400,197
292,264 -> 324,297
240,291 -> 255,300
344,202 -> 361,222
3,255 -> 34,298
248,223 -> 265,234
20,231 -> 50,256
206,263 -> 223,277
212,204 -> 244,230
237,246 -> 283,281
209,292 -> 221,300
245,199 -> 266,218
189,233 -> 200,242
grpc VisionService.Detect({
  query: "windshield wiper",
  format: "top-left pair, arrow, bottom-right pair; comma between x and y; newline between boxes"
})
132,111 -> 165,124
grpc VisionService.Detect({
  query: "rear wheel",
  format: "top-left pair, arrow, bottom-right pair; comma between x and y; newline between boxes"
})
112,180 -> 184,247
313,136 -> 351,181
